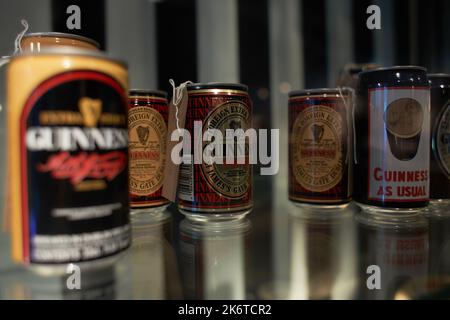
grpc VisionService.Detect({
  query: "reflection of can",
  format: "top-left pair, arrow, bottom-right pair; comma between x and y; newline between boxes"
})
21,32 -> 100,52
128,90 -> 169,210
179,219 -> 251,299
7,49 -> 131,272
354,67 -> 430,212
429,74 -> 450,204
178,83 -> 253,221
356,212 -> 429,300
289,208 -> 357,299
289,89 -> 352,206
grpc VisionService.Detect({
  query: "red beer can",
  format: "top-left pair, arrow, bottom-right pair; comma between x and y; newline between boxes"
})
128,90 -> 170,211
178,83 -> 253,222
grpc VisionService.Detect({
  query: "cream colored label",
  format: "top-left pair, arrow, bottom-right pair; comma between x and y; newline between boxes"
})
291,105 -> 343,192
201,101 -> 251,199
129,107 -> 167,196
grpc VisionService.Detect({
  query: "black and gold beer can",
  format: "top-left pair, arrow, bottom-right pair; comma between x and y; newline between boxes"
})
178,83 -> 253,222
7,48 -> 131,273
128,90 -> 170,210
289,88 -> 352,207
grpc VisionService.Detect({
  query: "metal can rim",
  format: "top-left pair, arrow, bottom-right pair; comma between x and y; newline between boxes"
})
9,47 -> 127,68
187,82 -> 248,92
428,73 -> 450,78
22,32 -> 100,49
129,89 -> 167,98
359,65 -> 427,77
289,87 -> 352,98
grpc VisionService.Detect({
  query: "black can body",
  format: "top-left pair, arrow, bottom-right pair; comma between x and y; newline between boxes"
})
354,67 -> 430,210
429,74 -> 450,201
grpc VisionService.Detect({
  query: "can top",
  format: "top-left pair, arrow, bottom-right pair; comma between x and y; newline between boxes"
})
359,65 -> 427,76
129,89 -> 167,98
289,87 -> 352,98
22,32 -> 100,49
9,47 -> 127,68
358,66 -> 428,88
187,82 -> 248,92
428,73 -> 450,86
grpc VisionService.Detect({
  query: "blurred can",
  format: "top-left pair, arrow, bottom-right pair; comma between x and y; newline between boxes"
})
128,90 -> 170,211
7,49 -> 131,274
288,88 -> 352,208
336,63 -> 380,89
428,74 -> 450,206
178,83 -> 253,222
354,66 -> 430,213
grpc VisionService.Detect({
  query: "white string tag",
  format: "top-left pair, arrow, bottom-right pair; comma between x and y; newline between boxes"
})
0,19 -> 29,70
162,79 -> 193,202
169,79 -> 193,132
13,19 -> 29,55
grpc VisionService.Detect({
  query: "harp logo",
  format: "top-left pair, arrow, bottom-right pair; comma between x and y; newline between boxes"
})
137,126 -> 150,145
79,97 -> 102,127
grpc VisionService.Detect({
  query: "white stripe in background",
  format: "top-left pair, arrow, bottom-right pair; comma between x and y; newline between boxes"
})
196,0 -> 240,83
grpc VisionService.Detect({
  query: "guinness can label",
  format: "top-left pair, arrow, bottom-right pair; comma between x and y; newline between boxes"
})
128,91 -> 169,208
201,101 -> 251,199
178,83 -> 253,215
435,101 -> 450,178
7,53 -> 131,265
289,90 -> 351,205
368,87 -> 430,202
292,106 -> 343,192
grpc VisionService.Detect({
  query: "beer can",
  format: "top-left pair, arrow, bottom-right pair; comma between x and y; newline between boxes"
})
178,83 -> 253,221
21,32 -> 100,52
354,66 -> 430,213
128,90 -> 170,211
428,74 -> 450,206
7,49 -> 131,273
288,88 -> 352,207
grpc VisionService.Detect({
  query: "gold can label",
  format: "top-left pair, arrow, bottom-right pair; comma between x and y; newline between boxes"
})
292,105 -> 343,192
201,101 -> 251,199
128,106 -> 167,196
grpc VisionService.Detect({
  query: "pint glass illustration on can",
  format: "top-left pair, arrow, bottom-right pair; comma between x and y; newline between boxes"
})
7,49 -> 131,273
289,88 -> 352,207
177,83 -> 253,222
354,66 -> 430,213
128,90 -> 169,211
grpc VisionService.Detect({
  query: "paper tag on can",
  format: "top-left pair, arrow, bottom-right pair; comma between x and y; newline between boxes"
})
162,81 -> 191,202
